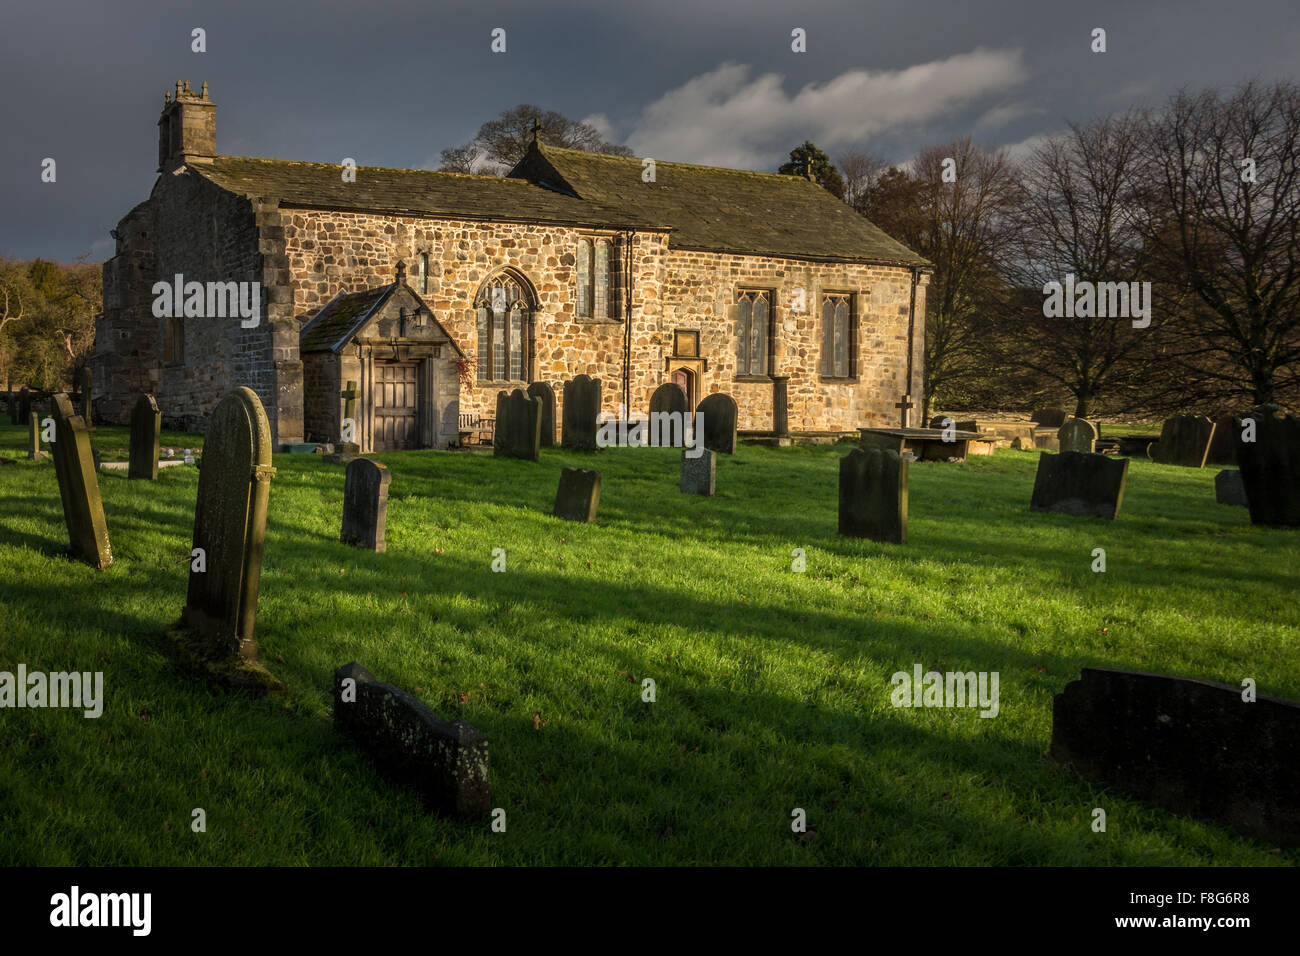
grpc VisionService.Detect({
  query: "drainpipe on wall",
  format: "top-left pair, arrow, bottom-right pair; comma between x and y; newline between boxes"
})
902,266 -> 921,428
622,230 -> 635,419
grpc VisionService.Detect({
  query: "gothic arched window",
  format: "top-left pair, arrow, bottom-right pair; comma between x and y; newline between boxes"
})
736,289 -> 771,377
474,272 -> 532,382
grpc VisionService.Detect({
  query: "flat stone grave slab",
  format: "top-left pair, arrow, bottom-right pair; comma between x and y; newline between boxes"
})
859,426 -> 988,462
334,662 -> 490,819
1050,667 -> 1300,847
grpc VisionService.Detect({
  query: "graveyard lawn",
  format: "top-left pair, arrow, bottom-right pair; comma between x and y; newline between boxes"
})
0,424 -> 1297,866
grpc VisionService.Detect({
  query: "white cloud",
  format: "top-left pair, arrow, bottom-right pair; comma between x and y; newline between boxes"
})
579,112 -> 616,142
999,131 -> 1062,163
974,101 -> 1043,132
88,236 -> 114,262
624,48 -> 1029,170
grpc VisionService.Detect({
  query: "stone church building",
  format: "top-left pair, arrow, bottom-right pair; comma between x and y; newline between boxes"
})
93,82 -> 929,450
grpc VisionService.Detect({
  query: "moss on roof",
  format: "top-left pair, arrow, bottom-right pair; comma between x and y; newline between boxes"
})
192,147 -> 927,266
196,155 -> 657,229
299,285 -> 392,352
521,144 -> 929,266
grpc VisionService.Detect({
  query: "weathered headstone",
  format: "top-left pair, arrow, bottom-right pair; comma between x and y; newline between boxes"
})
561,374 -> 601,451
553,466 -> 601,522
1206,414 -> 1239,466
76,368 -> 92,422
1057,417 -> 1097,455
493,388 -> 542,461
1215,469 -> 1248,507
6,387 -> 15,426
527,381 -> 556,447
1150,415 -> 1215,468
341,458 -> 392,552
336,380 -> 361,458
697,393 -> 738,455
18,386 -> 32,425
26,412 -> 45,460
1234,408 -> 1300,527
128,394 -> 162,480
680,448 -> 715,496
333,662 -> 490,819
649,382 -> 689,419
49,393 -> 112,569
177,386 -> 278,691
838,446 -> 908,544
1050,667 -> 1300,847
1031,407 -> 1068,428
1029,451 -> 1128,520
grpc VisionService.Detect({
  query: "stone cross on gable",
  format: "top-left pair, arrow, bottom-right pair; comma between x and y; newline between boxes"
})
895,394 -> 914,428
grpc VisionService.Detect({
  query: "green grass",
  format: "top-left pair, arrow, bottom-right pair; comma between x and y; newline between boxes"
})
0,423 -> 1296,865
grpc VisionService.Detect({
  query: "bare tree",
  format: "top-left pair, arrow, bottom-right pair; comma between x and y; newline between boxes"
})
1141,81 -> 1300,408
837,148 -> 887,211
1000,113 -> 1160,418
439,105 -> 633,176
909,138 -> 1021,421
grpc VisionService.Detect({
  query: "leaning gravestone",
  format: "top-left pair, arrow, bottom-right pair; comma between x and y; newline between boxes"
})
1150,415 -> 1215,468
1206,414 -> 1239,466
128,394 -> 162,480
838,446 -> 908,544
1058,417 -> 1097,455
341,458 -> 392,552
1215,469 -> 1248,507
553,467 -> 601,522
49,393 -> 112,569
1032,407 -> 1068,428
527,381 -> 556,447
680,448 -> 715,496
1235,408 -> 1300,527
494,389 -> 542,462
176,386 -> 279,693
1030,451 -> 1128,520
1050,667 -> 1300,847
561,374 -> 601,451
334,661 -> 490,819
649,382 -> 689,418
697,393 -> 738,455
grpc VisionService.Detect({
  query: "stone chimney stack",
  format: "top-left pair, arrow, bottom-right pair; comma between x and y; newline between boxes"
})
158,80 -> 216,172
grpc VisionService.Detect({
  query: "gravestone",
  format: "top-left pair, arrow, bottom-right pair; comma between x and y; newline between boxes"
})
1050,667 -> 1300,847
178,386 -> 278,690
493,388 -> 542,461
334,662 -> 490,819
838,446 -> 908,544
1012,436 -> 1037,451
561,374 -> 601,451
1215,469 -> 1248,507
128,394 -> 162,480
76,368 -> 92,421
1029,451 -> 1128,520
680,448 -> 715,496
1058,417 -> 1097,455
527,381 -> 556,447
1234,408 -> 1300,527
553,467 -> 601,522
49,393 -> 112,569
697,393 -> 738,455
1031,407 -> 1068,428
336,380 -> 361,458
341,458 -> 392,552
26,412 -> 46,460
6,387 -> 14,426
18,386 -> 31,425
1150,415 -> 1215,468
649,382 -> 689,418
1206,414 -> 1239,466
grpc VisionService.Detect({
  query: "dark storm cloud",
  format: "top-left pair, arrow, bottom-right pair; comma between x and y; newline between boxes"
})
1,0 -> 1296,261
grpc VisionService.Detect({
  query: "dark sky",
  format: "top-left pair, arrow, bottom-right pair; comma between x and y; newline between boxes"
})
2,0 -> 1296,262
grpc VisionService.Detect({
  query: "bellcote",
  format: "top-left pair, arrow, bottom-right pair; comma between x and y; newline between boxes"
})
158,80 -> 216,172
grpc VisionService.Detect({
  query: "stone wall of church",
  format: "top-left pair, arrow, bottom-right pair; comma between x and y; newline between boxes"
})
281,211 -> 670,428
658,249 -> 926,432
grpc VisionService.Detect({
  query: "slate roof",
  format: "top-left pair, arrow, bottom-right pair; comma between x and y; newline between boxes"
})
194,155 -> 658,230
191,147 -> 927,266
520,144 -> 929,266
299,285 -> 393,352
